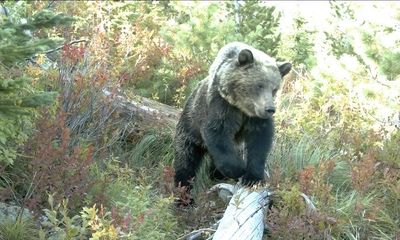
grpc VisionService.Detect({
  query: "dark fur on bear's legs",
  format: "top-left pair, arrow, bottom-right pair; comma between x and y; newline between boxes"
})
242,117 -> 274,185
174,136 -> 205,188
174,99 -> 274,188
202,123 -> 246,180
209,163 -> 228,181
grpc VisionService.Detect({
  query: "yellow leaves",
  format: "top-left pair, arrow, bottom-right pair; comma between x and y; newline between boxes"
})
81,204 -> 119,240
37,53 -> 46,65
25,65 -> 42,80
173,85 -> 186,107
91,225 -> 118,240
278,185 -> 306,215
25,54 -> 46,84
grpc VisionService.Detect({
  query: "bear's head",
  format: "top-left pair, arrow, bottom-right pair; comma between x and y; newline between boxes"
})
208,42 -> 291,119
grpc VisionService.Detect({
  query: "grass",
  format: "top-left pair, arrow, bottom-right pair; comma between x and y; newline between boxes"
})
0,218 -> 38,240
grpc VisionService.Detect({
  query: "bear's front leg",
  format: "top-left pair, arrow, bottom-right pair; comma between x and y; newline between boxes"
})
174,137 -> 205,188
243,118 -> 274,185
202,123 -> 245,179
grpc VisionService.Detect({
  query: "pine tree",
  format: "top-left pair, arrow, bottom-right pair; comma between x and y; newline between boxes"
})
226,0 -> 282,57
0,5 -> 73,164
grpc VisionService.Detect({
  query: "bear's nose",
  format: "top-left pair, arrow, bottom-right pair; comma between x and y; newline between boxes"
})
266,107 -> 276,114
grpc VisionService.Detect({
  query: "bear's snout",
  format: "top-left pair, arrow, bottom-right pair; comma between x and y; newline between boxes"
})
255,104 -> 276,119
265,107 -> 276,114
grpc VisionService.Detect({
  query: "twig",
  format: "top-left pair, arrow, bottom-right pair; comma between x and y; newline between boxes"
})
45,39 -> 89,55
47,0 -> 56,9
27,39 -> 89,66
1,3 -> 9,17
300,192 -> 316,212
177,228 -> 217,240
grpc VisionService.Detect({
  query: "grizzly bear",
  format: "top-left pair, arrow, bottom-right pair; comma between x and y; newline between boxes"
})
174,42 -> 291,188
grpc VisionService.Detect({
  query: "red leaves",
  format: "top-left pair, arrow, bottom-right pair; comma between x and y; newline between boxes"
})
23,109 -> 94,212
299,166 -> 315,194
351,151 -> 376,192
62,43 -> 86,65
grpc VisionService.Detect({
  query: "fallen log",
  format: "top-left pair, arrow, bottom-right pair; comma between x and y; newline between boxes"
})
103,89 -> 180,130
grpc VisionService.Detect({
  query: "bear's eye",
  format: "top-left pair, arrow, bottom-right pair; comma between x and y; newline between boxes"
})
257,84 -> 264,89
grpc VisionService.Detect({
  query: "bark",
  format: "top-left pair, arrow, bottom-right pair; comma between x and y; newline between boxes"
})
210,184 -> 271,240
208,184 -> 316,240
103,89 -> 180,130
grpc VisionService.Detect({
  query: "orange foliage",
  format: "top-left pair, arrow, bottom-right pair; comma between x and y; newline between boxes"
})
351,151 -> 376,192
298,160 -> 335,204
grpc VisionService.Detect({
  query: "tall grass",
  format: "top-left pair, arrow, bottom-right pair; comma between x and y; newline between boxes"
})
127,128 -> 175,169
268,135 -> 351,189
0,218 -> 38,240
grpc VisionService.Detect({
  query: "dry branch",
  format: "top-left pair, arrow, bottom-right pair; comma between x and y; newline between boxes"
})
210,183 -> 271,240
206,184 -> 316,240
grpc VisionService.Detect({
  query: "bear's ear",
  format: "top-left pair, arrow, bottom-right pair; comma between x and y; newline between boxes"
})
238,49 -> 254,66
277,61 -> 292,77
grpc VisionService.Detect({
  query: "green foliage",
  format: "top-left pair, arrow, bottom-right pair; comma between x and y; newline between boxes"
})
0,10 -> 72,66
113,184 -> 178,239
364,30 -> 400,80
0,72 -> 56,165
332,190 -> 399,240
127,130 -> 175,169
378,130 -> 400,167
40,197 -> 115,240
162,3 -> 236,64
87,159 -> 178,239
157,2 -> 236,105
40,159 -> 179,239
282,16 -> 316,68
380,51 -> 400,80
325,2 -> 400,81
226,1 -> 282,57
327,0 -> 356,43
267,185 -> 336,239
325,29 -> 356,59
0,217 -> 39,240
0,5 -> 73,165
